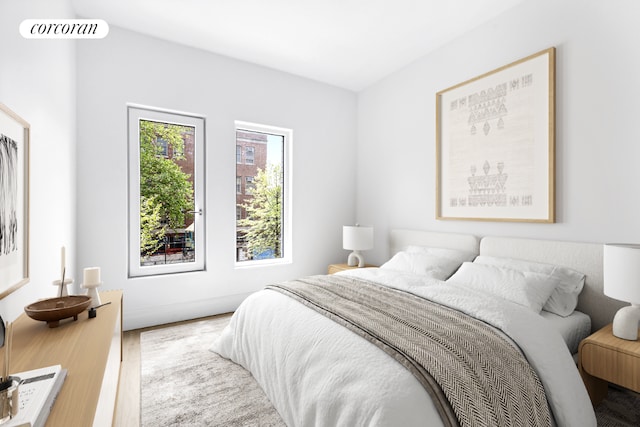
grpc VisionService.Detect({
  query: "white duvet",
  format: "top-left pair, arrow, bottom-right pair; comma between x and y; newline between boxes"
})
211,268 -> 596,427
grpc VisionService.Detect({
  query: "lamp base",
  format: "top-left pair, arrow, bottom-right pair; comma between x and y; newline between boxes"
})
347,251 -> 365,268
612,304 -> 640,340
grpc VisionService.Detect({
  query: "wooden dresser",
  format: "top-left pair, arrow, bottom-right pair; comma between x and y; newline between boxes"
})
5,290 -> 122,426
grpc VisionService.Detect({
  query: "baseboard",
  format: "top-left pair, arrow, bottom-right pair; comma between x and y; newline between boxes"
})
123,292 -> 251,331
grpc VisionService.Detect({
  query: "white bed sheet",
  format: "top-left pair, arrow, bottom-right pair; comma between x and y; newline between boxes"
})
540,310 -> 591,355
212,269 -> 596,427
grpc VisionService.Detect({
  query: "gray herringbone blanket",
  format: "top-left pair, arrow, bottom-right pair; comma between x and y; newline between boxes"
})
267,274 -> 551,427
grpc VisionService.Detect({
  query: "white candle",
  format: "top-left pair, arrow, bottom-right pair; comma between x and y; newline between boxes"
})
83,267 -> 101,286
61,246 -> 66,277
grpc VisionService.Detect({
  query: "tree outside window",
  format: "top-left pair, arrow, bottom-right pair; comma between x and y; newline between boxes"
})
139,120 -> 194,264
235,124 -> 289,263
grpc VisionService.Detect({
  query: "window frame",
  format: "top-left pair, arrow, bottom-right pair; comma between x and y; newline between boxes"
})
234,120 -> 292,268
127,104 -> 206,277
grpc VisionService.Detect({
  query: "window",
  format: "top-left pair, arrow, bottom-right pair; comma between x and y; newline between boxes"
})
128,105 -> 206,277
236,145 -> 242,164
244,176 -> 254,195
245,146 -> 255,165
236,176 -> 242,194
156,137 -> 169,157
235,121 -> 291,265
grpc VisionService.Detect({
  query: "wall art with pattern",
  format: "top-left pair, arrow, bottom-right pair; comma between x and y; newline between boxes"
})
0,103 -> 30,298
436,47 -> 555,222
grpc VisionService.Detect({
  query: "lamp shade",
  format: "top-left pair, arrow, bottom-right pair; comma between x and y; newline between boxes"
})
343,226 -> 373,251
604,243 -> 640,304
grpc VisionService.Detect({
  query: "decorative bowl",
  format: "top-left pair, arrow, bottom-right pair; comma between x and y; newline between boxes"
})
24,295 -> 92,328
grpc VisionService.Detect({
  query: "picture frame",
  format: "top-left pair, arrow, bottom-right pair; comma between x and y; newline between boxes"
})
436,47 -> 555,222
0,103 -> 30,298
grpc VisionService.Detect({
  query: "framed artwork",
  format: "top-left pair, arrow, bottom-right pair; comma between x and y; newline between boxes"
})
436,47 -> 555,222
0,103 -> 30,298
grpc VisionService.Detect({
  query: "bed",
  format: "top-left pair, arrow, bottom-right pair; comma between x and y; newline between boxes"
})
212,229 -> 624,427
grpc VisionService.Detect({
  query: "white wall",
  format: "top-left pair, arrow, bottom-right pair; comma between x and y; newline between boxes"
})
357,0 -> 640,264
75,26 -> 357,330
7,0 -> 633,329
0,0 -> 77,322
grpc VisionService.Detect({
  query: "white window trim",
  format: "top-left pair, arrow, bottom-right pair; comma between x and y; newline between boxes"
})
127,104 -> 206,277
234,120 -> 292,268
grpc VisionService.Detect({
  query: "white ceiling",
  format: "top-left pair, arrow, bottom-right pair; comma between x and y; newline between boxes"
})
72,0 -> 523,91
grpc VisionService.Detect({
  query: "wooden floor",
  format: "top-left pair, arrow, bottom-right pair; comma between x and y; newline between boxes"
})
114,327 -> 140,427
112,314 -> 230,427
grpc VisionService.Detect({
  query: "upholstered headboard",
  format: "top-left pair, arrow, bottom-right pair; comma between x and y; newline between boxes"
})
388,229 -> 623,332
389,229 -> 480,256
479,236 -> 623,332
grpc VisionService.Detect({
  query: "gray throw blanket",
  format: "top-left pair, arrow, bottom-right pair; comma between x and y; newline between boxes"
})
267,274 -> 551,427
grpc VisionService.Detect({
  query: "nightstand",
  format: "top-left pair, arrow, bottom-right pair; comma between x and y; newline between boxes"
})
578,323 -> 640,406
328,263 -> 376,274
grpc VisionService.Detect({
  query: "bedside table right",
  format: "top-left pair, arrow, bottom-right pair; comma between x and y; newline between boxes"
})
578,323 -> 640,406
328,263 -> 376,274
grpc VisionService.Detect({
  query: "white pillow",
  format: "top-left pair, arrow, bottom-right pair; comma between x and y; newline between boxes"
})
473,256 -> 585,317
380,247 -> 475,280
380,252 -> 460,280
446,262 -> 559,313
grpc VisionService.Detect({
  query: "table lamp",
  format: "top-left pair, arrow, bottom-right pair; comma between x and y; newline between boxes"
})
603,243 -> 640,340
343,225 -> 373,267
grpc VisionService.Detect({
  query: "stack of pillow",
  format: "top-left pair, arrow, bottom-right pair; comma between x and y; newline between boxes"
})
379,245 -> 476,280
380,246 -> 585,316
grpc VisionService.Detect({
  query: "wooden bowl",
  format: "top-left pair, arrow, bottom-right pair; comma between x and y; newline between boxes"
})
24,295 -> 92,328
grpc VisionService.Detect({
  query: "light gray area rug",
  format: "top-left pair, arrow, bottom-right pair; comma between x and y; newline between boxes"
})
140,315 -> 285,427
140,315 -> 640,427
595,386 -> 640,427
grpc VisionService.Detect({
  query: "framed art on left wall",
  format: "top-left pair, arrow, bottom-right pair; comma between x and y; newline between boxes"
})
0,103 -> 30,298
